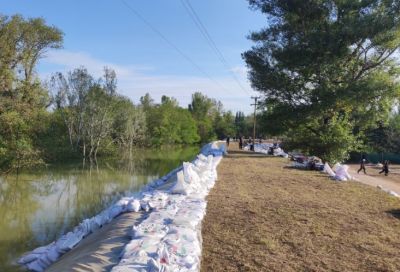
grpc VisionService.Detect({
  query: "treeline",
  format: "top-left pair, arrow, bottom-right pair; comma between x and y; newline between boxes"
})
0,14 -> 257,172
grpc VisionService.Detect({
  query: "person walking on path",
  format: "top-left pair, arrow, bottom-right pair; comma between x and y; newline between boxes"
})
226,136 -> 230,147
379,160 -> 390,176
357,158 -> 367,174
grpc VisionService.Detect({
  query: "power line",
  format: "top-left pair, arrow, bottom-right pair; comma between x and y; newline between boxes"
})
120,0 -> 231,94
180,0 -> 252,96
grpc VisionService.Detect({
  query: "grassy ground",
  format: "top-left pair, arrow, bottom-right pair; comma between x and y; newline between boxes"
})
201,143 -> 400,272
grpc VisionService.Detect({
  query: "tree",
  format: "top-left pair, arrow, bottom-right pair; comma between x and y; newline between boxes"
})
189,92 -> 218,142
51,67 -> 136,161
148,95 -> 199,145
113,96 -> 146,153
0,14 -> 63,171
214,111 -> 235,139
244,0 -> 400,162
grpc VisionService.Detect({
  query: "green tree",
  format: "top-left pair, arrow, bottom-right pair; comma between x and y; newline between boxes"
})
0,14 -> 63,171
189,92 -> 218,142
113,95 -> 147,152
214,111 -> 235,139
244,0 -> 400,162
148,95 -> 199,145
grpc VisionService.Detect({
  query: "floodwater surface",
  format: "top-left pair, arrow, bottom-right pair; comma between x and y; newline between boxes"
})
0,146 -> 199,271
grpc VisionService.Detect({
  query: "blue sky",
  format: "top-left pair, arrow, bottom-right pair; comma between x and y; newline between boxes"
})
1,0 -> 267,113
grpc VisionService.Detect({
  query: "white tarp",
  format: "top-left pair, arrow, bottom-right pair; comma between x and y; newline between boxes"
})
322,162 -> 353,181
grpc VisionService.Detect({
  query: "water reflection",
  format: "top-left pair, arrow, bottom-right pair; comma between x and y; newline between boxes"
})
0,146 -> 199,272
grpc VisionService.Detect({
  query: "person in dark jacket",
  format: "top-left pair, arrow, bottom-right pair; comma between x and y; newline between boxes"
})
239,136 -> 243,149
226,136 -> 230,147
379,160 -> 389,176
357,158 -> 367,174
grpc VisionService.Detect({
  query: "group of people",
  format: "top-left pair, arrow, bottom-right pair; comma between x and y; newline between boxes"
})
357,159 -> 390,176
225,136 -> 250,150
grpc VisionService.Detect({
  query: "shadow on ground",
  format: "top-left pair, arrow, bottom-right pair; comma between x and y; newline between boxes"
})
386,209 -> 400,220
226,150 -> 270,158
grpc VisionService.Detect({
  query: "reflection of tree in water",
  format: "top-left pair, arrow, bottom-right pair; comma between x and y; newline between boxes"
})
0,176 -> 40,272
0,145 -> 200,272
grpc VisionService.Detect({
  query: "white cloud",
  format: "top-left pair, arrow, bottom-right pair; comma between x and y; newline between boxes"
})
40,50 -> 258,113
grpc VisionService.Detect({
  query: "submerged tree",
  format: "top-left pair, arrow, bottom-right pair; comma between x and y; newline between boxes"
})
51,67 -> 146,161
244,0 -> 400,162
0,14 -> 63,171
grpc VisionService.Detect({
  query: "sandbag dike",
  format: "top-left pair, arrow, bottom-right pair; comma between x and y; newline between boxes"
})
18,142 -> 225,272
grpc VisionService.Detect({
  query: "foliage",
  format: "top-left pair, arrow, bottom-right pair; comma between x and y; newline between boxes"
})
51,67 -> 147,160
244,0 -> 400,162
0,14 -> 63,171
143,95 -> 199,145
214,111 -> 235,139
189,92 -> 219,142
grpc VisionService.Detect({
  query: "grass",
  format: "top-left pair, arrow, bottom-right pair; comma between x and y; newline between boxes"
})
201,144 -> 400,272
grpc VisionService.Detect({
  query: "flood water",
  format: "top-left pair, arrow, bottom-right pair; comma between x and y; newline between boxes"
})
0,146 -> 199,272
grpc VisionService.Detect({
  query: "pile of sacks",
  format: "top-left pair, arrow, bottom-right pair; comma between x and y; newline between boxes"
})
291,156 -> 324,171
112,153 -> 222,271
322,163 -> 353,181
243,143 -> 288,158
19,142 -> 225,272
17,191 -> 168,271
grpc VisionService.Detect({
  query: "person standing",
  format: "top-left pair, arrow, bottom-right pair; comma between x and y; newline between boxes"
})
379,160 -> 389,176
357,158 -> 367,174
239,136 -> 243,149
226,136 -> 230,147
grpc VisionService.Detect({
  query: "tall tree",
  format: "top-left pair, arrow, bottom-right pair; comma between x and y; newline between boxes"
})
189,92 -> 218,142
244,0 -> 400,162
0,14 -> 63,171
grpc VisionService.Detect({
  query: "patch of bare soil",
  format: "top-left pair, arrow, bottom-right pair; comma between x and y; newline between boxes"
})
201,143 -> 400,272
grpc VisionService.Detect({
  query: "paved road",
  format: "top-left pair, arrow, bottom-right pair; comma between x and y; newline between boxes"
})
348,165 -> 400,195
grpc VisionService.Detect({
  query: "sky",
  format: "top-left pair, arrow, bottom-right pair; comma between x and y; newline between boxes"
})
1,0 -> 267,113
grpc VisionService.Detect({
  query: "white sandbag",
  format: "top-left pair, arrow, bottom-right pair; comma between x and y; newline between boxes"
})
26,260 -> 45,272
389,190 -> 399,197
170,170 -> 190,195
335,164 -> 352,181
18,253 -> 40,265
323,162 -> 336,177
127,199 -> 141,212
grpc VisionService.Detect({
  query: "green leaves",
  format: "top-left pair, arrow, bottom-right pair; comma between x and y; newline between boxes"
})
245,0 -> 400,162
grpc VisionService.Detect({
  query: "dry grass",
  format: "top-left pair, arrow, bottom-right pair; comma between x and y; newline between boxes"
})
201,144 -> 400,272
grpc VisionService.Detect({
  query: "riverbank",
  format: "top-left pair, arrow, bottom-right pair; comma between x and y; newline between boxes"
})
201,143 -> 400,271
19,143 -> 223,271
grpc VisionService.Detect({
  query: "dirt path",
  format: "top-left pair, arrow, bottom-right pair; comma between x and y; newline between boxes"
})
46,176 -> 178,271
46,212 -> 143,272
349,165 -> 400,195
201,143 -> 400,272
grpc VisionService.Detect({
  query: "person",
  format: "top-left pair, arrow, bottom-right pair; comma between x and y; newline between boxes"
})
226,136 -> 230,147
379,160 -> 389,176
357,158 -> 367,174
239,136 -> 243,149
268,146 -> 274,155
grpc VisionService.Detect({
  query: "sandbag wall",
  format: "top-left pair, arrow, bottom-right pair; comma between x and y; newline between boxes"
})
18,142 -> 225,272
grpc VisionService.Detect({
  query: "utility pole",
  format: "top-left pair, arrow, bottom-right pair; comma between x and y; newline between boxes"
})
250,96 -> 260,151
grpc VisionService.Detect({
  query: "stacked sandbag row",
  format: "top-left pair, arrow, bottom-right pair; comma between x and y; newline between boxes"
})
18,167 -> 184,271
18,142 -> 225,272
111,153 -> 222,271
